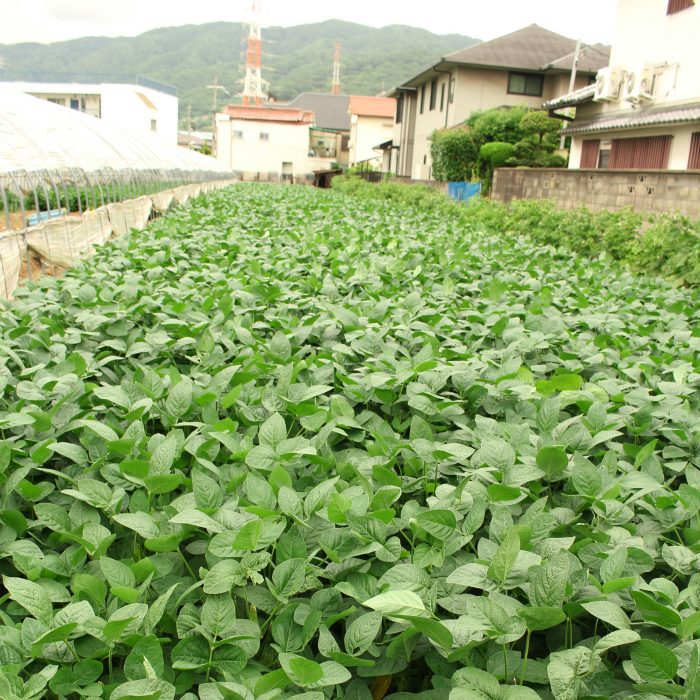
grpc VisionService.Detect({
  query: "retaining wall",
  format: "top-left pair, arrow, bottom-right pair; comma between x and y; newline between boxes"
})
491,168 -> 700,219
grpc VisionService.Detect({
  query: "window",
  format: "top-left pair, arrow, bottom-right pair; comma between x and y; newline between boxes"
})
668,0 -> 694,14
396,94 -> 403,124
70,98 -> 80,110
420,85 -> 425,114
150,119 -> 157,132
440,82 -> 446,111
689,132 -> 700,169
429,78 -> 438,110
260,132 -> 269,141
233,130 -> 244,140
47,97 -> 65,106
507,72 -> 544,97
598,149 -> 610,169
609,135 -> 672,169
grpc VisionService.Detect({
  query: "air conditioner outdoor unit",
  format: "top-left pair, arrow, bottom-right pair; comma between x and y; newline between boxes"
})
593,66 -> 624,101
623,65 -> 656,103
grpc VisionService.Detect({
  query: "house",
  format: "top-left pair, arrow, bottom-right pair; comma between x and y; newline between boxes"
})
0,76 -> 179,144
389,25 -> 610,180
546,0 -> 700,170
215,105 -> 314,181
348,96 -> 396,166
284,93 -> 351,166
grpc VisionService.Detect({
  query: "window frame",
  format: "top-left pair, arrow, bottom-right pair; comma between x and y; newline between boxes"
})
507,71 -> 544,97
420,85 -> 425,114
259,131 -> 270,141
396,94 -> 403,124
429,78 -> 438,110
440,82 -> 446,112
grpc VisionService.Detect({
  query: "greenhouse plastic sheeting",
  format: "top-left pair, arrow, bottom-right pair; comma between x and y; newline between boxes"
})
108,197 -> 153,238
24,209 -> 111,267
0,88 -> 231,174
0,179 -> 237,298
0,235 -> 23,298
152,190 -> 175,214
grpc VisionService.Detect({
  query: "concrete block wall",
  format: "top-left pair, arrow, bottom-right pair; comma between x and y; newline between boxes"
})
491,169 -> 700,220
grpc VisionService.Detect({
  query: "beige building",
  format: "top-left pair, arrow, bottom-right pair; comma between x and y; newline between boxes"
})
348,96 -> 396,166
547,0 -> 700,170
389,25 -> 609,180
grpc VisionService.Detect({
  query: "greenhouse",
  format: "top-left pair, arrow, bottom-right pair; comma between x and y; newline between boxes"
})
0,87 -> 234,297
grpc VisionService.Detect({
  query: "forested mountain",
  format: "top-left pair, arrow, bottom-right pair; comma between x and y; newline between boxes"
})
0,20 -> 478,125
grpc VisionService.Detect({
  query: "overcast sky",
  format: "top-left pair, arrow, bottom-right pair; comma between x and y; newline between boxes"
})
1,0 -> 618,46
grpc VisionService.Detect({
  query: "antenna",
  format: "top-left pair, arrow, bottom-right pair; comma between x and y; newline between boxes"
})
242,0 -> 268,106
331,42 -> 341,96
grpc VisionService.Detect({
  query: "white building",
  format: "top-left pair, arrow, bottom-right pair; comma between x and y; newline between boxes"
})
215,105 -> 315,181
348,96 -> 396,166
0,79 -> 179,145
547,0 -> 700,170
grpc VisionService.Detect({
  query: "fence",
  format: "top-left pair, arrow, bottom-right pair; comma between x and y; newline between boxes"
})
0,167 -> 236,299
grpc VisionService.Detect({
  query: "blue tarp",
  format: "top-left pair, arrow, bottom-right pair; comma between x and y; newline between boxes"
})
447,181 -> 481,202
27,209 -> 66,226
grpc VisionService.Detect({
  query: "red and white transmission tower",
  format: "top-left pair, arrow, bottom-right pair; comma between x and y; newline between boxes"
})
242,0 -> 267,106
331,42 -> 341,95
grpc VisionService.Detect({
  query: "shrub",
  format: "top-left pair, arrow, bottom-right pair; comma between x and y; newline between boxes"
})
430,127 -> 479,182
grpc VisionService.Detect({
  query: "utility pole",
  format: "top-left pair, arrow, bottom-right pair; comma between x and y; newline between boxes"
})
331,42 -> 341,95
207,74 -> 229,157
560,40 -> 582,149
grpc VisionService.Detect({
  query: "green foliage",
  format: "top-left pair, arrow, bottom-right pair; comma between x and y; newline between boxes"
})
478,142 -> 516,191
0,21 -> 477,122
468,106 -> 530,146
518,110 -> 562,145
1,182 -> 700,700
334,176 -> 700,285
430,128 -> 479,182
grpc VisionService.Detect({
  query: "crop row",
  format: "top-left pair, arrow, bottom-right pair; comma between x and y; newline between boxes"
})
0,184 -> 699,700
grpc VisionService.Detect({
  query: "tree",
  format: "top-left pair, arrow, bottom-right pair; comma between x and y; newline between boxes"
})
468,106 -> 529,146
519,110 -> 562,146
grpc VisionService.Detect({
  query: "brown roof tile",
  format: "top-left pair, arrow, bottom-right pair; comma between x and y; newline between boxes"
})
348,96 -> 396,118
222,105 -> 314,124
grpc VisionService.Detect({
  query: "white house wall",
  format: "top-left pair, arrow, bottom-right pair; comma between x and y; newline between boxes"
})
100,84 -> 178,145
609,0 -> 700,106
350,115 -> 394,165
0,80 -> 179,145
217,117 -> 312,178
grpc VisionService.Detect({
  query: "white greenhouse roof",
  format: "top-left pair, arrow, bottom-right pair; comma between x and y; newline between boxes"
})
0,88 -> 230,174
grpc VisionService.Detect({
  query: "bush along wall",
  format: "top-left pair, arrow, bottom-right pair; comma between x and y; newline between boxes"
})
332,176 -> 700,286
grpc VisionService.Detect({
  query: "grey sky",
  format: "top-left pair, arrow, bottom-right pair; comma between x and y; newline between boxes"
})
1,0 -> 618,46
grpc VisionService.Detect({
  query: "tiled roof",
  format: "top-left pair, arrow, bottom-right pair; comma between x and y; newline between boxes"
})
285,93 -> 350,131
445,25 -> 609,74
562,102 -> 700,135
348,96 -> 396,118
222,105 -> 314,124
544,84 -> 596,110
545,44 -> 611,73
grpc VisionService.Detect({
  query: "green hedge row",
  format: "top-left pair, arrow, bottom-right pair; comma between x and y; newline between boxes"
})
331,176 -> 700,286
